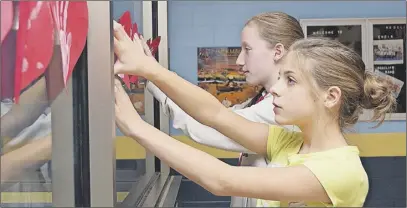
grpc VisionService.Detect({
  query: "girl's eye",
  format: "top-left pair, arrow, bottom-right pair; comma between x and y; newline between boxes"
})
287,77 -> 296,85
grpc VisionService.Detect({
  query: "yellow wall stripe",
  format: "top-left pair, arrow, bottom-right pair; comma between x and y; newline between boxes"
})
347,133 -> 406,157
115,133 -> 406,159
0,192 -> 128,204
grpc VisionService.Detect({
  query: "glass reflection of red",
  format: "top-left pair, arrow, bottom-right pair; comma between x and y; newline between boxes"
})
0,1 -> 88,103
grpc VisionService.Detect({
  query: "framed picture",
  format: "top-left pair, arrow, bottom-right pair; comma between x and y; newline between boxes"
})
366,18 -> 406,120
300,18 -> 368,66
197,47 -> 260,107
300,18 -> 374,121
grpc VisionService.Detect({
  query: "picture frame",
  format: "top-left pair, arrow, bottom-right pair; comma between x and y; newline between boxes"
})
300,18 -> 373,121
300,18 -> 368,67
365,17 -> 406,121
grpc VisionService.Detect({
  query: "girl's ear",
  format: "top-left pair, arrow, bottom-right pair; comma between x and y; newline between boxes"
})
273,43 -> 285,62
324,86 -> 342,109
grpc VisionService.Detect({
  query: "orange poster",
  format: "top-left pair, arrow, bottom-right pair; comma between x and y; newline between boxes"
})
197,47 -> 259,107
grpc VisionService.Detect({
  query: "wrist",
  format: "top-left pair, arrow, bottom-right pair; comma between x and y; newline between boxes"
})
128,120 -> 150,139
143,57 -> 162,80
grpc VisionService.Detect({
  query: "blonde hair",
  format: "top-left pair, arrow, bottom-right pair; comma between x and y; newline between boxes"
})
244,12 -> 305,107
288,38 -> 396,129
245,12 -> 304,49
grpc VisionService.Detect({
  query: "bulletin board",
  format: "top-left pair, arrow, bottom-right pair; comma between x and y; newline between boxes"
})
366,18 -> 406,120
300,17 -> 406,121
300,18 -> 368,66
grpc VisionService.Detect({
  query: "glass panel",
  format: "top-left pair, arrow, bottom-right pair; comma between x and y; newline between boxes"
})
166,1 -> 245,206
112,1 -> 148,204
0,1 -> 85,207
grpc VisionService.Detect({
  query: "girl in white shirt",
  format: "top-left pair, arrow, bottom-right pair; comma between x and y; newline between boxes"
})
147,12 -> 304,153
143,12 -> 303,206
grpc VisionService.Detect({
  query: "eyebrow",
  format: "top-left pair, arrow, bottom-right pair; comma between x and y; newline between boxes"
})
278,70 -> 295,76
241,41 -> 251,47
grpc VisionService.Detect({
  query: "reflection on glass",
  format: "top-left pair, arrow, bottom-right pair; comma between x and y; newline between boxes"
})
112,1 -> 146,203
1,1 -> 87,207
1,2 -> 56,207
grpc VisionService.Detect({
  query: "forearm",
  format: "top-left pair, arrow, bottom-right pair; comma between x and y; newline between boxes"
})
178,114 -> 252,153
147,82 -> 250,152
1,135 -> 51,184
147,76 -> 254,152
145,61 -> 225,128
1,77 -> 49,139
131,121 -> 232,194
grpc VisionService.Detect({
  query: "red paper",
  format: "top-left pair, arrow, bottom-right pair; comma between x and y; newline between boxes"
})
50,1 -> 88,87
116,11 -> 161,89
14,2 -> 54,103
148,36 -> 161,56
118,11 -> 132,37
1,1 -> 13,44
117,12 -> 138,89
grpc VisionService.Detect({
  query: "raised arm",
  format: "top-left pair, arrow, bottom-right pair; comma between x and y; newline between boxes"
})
147,82 -> 277,153
148,67 -> 269,154
1,135 -> 51,184
114,23 -> 269,155
114,83 -> 331,204
1,76 -> 49,140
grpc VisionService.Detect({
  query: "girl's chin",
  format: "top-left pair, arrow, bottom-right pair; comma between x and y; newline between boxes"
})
275,115 -> 291,126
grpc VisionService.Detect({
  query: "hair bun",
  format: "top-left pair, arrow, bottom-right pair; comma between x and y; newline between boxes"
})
361,71 -> 397,125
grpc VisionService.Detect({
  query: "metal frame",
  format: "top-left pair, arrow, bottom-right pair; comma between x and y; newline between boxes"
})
53,1 -> 171,207
120,173 -> 160,207
120,2 -> 178,207
157,176 -> 182,207
51,79 -> 75,207
142,0 -> 157,177
87,2 -> 116,206
157,0 -> 171,177
365,17 -> 406,121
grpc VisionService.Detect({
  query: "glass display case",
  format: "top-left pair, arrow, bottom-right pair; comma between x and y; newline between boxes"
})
1,1 -> 180,207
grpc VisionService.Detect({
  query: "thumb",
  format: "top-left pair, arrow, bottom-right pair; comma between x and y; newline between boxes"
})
114,61 -> 125,74
114,78 -> 128,100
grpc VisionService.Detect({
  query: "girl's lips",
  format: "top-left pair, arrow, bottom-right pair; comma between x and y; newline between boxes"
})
273,102 -> 281,108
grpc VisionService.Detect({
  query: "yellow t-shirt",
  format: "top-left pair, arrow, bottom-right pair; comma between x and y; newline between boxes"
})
256,126 -> 369,207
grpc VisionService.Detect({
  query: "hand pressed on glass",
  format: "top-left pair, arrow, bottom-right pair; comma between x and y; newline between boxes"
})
113,21 -> 157,77
114,78 -> 144,137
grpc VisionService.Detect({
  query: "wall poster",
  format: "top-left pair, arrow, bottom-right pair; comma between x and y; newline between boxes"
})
300,18 -> 367,63
368,18 -> 406,119
197,47 -> 260,107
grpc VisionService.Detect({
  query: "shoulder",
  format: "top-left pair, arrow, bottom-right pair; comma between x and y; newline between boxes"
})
303,147 -> 369,207
266,126 -> 302,160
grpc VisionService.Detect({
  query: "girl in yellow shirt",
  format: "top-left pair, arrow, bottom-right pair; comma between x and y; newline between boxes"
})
112,21 -> 396,207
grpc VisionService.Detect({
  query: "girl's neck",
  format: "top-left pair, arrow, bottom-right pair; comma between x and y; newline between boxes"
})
298,120 -> 348,154
263,77 -> 277,94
